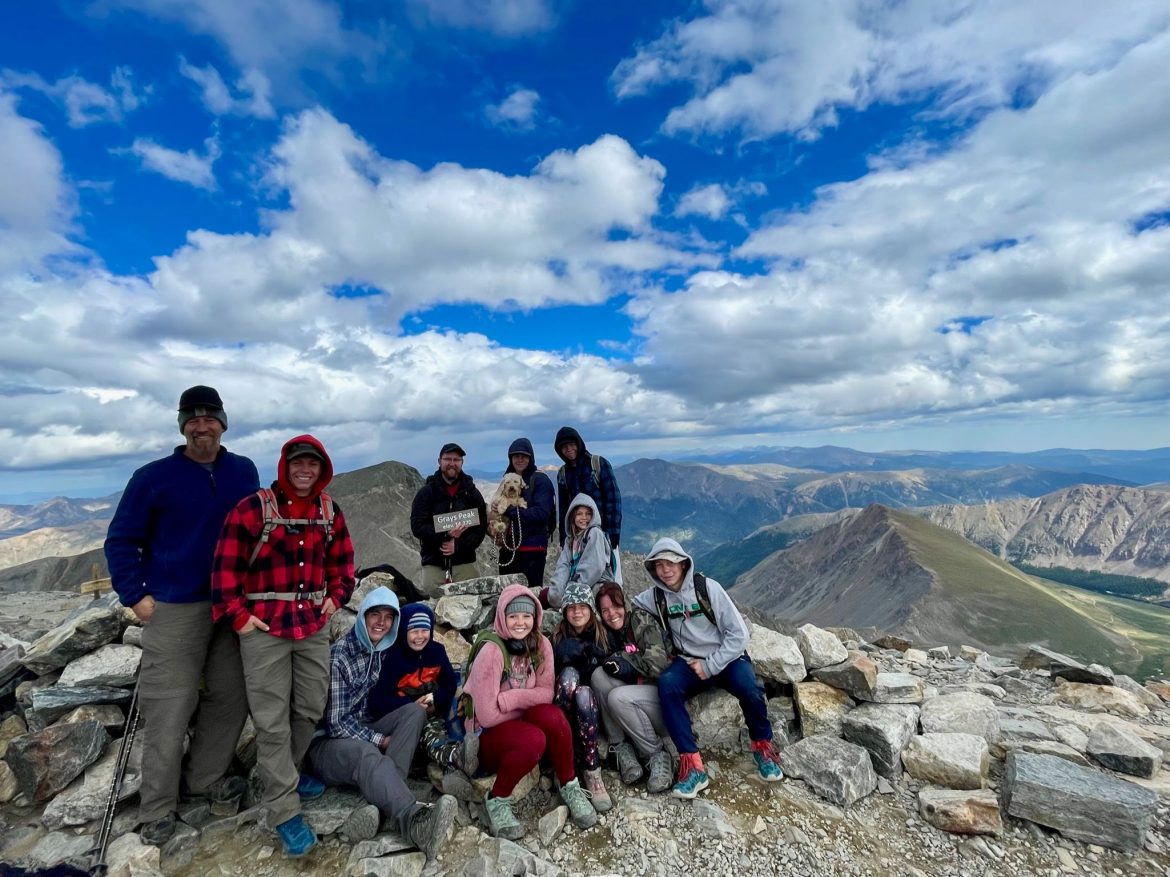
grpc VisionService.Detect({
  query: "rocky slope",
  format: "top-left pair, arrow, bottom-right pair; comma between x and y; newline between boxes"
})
731,505 -> 1170,675
2,578 -> 1169,877
916,484 -> 1170,584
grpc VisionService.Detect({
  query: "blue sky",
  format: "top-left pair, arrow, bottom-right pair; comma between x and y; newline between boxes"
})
2,0 -> 1169,500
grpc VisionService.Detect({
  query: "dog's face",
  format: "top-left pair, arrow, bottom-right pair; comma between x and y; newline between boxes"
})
500,472 -> 525,499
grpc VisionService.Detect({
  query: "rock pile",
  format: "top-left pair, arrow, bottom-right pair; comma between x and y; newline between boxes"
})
2,578 -> 1170,877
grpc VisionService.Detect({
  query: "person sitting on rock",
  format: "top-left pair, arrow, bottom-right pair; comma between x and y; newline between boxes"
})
461,584 -> 597,838
543,494 -> 612,609
306,587 -> 457,861
633,538 -> 784,798
590,580 -> 674,794
365,601 -> 476,773
551,581 -> 612,812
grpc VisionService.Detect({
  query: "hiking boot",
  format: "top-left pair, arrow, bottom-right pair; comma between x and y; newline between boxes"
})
296,773 -> 326,800
274,814 -> 317,858
206,775 -> 248,803
583,768 -> 612,813
646,750 -> 673,795
483,792 -> 524,840
751,739 -> 783,782
408,795 -> 457,861
140,813 -> 176,846
559,777 -> 598,829
433,733 -> 480,776
671,766 -> 710,800
342,804 -> 381,842
613,741 -> 643,785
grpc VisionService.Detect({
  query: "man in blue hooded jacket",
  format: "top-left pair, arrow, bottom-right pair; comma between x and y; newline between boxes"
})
307,587 -> 456,860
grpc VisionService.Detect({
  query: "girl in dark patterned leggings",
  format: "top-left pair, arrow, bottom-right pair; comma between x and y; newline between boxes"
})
551,581 -> 611,812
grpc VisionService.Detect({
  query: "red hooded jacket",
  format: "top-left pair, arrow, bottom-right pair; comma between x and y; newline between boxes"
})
211,435 -> 355,638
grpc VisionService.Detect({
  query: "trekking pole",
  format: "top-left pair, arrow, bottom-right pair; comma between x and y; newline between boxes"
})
92,676 -> 142,873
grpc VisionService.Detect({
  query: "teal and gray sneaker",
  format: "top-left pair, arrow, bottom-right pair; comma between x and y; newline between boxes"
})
751,740 -> 784,782
671,766 -> 710,799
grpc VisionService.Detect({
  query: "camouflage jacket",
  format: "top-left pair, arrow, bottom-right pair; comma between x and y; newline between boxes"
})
606,605 -> 671,680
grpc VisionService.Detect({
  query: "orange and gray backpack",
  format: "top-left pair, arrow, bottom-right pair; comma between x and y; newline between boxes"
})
247,487 -> 336,567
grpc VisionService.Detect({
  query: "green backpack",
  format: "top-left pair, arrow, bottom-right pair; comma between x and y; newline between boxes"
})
455,629 -> 544,723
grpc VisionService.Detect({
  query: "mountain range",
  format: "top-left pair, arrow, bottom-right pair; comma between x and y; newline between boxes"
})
679,444 -> 1170,484
731,504 -> 1170,678
617,457 -> 1132,555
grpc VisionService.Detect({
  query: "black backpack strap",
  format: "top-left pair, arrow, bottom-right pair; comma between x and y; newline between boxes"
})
652,587 -> 676,652
693,572 -> 717,627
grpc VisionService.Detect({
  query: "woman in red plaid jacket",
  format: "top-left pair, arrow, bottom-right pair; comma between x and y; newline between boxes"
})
212,434 -> 355,858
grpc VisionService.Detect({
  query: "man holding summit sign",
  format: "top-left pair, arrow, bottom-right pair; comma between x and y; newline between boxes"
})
410,442 -> 487,595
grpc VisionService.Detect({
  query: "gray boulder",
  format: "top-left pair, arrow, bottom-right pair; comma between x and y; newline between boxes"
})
1018,645 -> 1085,671
41,737 -> 142,829
20,601 -> 123,675
795,623 -> 847,670
841,703 -> 919,778
57,644 -> 141,688
1113,674 -> 1163,709
434,594 -> 484,630
863,672 -> 924,704
304,787 -> 371,835
810,651 -> 878,700
920,692 -> 1000,743
1001,751 -> 1157,851
440,574 -> 522,597
1086,722 -> 1163,778
749,624 -> 806,684
779,735 -> 877,807
902,733 -> 988,790
6,719 -> 109,803
1052,660 -> 1115,687
27,685 -> 133,729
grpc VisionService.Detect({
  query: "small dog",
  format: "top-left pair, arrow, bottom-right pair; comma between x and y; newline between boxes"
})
488,472 -> 528,544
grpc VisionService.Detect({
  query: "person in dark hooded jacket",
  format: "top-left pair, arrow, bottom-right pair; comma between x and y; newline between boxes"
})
553,426 -> 621,583
366,602 -> 475,772
212,434 -> 355,857
496,437 -> 555,589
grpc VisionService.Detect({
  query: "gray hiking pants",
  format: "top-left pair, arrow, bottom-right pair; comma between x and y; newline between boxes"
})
590,667 -> 667,759
238,625 -> 330,826
307,703 -> 427,836
137,601 -> 249,822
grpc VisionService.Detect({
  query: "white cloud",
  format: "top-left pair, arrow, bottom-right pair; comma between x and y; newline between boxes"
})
628,28 -> 1170,426
123,135 -> 222,189
1,66 -> 146,127
178,58 -> 275,118
485,87 -> 540,130
612,0 -> 1170,139
411,0 -> 555,36
107,0 -> 375,77
0,90 -> 76,272
137,110 -> 694,340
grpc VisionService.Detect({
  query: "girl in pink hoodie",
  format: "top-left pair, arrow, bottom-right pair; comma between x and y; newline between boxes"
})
462,584 -> 598,838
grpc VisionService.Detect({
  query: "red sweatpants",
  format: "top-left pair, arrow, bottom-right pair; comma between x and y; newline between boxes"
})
477,703 -> 575,797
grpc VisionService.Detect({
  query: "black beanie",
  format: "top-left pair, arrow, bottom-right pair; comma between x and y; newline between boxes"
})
177,385 -> 228,433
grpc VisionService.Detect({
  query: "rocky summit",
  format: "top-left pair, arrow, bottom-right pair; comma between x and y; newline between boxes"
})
2,578 -> 1170,877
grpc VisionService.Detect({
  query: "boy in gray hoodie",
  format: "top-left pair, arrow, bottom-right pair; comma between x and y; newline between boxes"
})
633,538 -> 783,798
